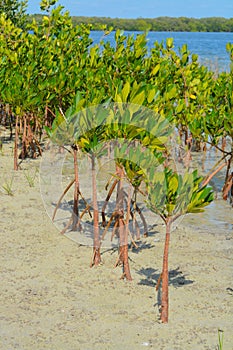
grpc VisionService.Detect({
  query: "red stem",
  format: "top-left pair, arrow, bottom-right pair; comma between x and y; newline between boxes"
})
14,115 -> 19,171
202,162 -> 227,187
91,153 -> 101,266
161,218 -> 171,323
72,147 -> 80,230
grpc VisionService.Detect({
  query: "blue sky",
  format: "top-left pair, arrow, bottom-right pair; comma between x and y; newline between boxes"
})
27,0 -> 233,18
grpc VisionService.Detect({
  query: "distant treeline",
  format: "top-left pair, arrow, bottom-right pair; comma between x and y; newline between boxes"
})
28,14 -> 233,32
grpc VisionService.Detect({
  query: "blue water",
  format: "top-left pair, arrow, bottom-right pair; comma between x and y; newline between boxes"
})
90,31 -> 233,71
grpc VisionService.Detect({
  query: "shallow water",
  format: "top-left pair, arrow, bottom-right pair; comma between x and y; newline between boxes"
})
50,146 -> 233,240
91,31 -> 232,71
182,199 -> 233,235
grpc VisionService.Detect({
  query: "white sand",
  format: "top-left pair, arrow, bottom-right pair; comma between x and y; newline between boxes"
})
0,142 -> 232,349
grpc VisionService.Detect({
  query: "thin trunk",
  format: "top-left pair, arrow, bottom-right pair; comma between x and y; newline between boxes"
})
21,115 -> 27,160
14,115 -> 19,171
126,187 -> 139,248
202,162 -> 227,187
45,105 -> 48,127
91,153 -> 101,266
102,178 -> 118,227
224,154 -> 232,186
132,193 -> 139,240
19,116 -> 22,133
223,173 -> 233,201
134,200 -> 148,237
9,113 -> 13,140
223,153 -> 233,202
53,178 -> 75,221
222,136 -> 226,152
119,240 -> 132,281
72,146 -> 81,230
161,218 -> 171,323
28,122 -> 35,158
201,144 -> 207,171
116,164 -> 132,281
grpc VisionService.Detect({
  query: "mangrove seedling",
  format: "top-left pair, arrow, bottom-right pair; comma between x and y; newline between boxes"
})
146,168 -> 214,323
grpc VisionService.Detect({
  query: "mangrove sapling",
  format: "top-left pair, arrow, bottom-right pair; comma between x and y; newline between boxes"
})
76,107 -> 111,265
146,168 -> 214,323
100,163 -> 132,277
101,156 -> 150,277
100,155 -> 146,278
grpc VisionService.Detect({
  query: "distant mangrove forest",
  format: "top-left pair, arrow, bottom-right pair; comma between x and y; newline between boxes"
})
28,14 -> 233,32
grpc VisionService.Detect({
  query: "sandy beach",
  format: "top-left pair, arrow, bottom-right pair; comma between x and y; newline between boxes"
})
0,141 -> 233,350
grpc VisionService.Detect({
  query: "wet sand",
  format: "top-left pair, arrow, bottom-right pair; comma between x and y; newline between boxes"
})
0,141 -> 233,350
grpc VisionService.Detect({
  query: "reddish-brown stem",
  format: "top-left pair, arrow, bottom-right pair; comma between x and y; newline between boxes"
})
28,121 -> 35,158
202,162 -> 227,187
78,191 -> 92,218
54,177 -> 91,233
52,179 -> 75,221
21,115 -> 27,160
116,165 -> 132,281
14,115 -> 19,170
102,178 -> 118,227
118,241 -> 132,281
223,173 -> 233,201
114,250 -> 123,268
125,185 -> 131,227
156,273 -> 162,291
101,212 -> 115,244
222,136 -> 226,152
72,147 -> 80,230
161,218 -> 171,323
224,155 -> 232,185
61,216 -> 73,235
91,153 -> 101,267
18,115 -> 22,133
134,201 -> 148,237
111,217 -> 119,241
76,204 -> 91,229
131,211 -> 140,240
131,199 -> 139,239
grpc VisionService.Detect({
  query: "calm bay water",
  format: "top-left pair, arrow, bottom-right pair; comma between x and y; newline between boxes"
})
91,31 -> 233,71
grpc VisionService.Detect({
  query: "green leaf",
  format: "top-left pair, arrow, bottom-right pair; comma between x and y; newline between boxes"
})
151,64 -> 160,76
44,125 -> 52,137
166,38 -> 174,49
131,90 -> 145,105
147,88 -> 156,104
121,81 -> 130,102
168,175 -> 179,194
176,102 -> 184,114
116,94 -> 122,104
166,86 -> 177,100
190,94 -> 196,100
